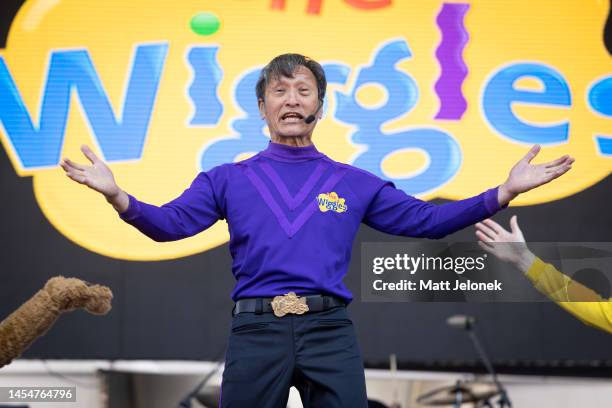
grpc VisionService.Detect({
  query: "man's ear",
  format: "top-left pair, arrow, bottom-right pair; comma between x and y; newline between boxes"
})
317,99 -> 324,119
258,98 -> 265,120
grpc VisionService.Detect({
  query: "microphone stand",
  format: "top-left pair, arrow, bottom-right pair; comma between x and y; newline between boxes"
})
465,320 -> 512,408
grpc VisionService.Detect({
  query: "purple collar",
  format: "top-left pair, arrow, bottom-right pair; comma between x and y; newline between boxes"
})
260,142 -> 325,162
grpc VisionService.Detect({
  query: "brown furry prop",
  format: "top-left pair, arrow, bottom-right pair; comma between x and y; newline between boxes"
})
0,276 -> 112,368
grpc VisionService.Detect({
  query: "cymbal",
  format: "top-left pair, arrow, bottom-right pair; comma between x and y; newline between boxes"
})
417,381 -> 499,406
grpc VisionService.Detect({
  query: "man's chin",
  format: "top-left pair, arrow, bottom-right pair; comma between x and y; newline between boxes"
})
276,131 -> 310,139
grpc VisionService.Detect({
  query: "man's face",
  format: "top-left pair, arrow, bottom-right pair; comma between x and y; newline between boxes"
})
259,65 -> 321,141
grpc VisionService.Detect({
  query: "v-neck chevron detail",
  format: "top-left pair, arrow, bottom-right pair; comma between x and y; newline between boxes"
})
258,161 -> 327,211
244,164 -> 347,238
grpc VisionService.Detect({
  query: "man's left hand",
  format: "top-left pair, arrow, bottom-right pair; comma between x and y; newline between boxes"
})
498,145 -> 574,206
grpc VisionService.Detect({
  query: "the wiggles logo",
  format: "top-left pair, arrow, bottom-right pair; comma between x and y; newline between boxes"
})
0,0 -> 610,260
317,192 -> 348,213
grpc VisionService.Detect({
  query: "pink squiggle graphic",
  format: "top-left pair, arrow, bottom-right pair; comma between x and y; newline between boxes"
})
434,3 -> 470,120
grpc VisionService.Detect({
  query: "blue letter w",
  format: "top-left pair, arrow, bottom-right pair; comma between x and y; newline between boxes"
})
0,43 -> 168,169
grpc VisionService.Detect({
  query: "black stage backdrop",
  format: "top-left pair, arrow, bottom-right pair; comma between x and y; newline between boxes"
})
1,0 -> 611,377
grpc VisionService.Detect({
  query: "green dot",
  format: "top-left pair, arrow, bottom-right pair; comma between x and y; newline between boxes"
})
190,12 -> 220,36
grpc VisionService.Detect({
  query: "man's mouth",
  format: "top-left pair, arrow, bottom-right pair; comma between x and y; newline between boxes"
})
280,112 -> 304,122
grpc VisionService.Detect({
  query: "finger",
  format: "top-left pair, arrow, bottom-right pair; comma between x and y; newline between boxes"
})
60,164 -> 85,179
60,160 -> 83,174
81,145 -> 99,165
545,161 -> 572,173
476,230 -> 493,243
60,161 -> 71,173
476,233 -> 496,250
65,172 -> 86,184
544,162 -> 568,173
555,164 -> 572,177
545,157 -> 574,171
64,167 -> 86,179
477,240 -> 494,251
476,220 -> 499,237
509,215 -> 520,234
544,163 -> 572,174
544,155 -> 569,168
475,222 -> 497,241
66,168 -> 86,178
481,218 -> 505,234
63,158 -> 86,171
546,155 -> 575,172
522,144 -> 541,164
545,164 -> 572,180
61,159 -> 75,172
510,215 -> 527,242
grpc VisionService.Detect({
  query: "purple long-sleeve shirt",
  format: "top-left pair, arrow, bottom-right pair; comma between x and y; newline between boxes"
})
120,142 -> 504,303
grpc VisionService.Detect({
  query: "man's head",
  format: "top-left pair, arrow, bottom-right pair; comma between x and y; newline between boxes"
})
256,54 -> 327,143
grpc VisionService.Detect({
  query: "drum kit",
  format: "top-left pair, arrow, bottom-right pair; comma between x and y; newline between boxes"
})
416,380 -> 501,408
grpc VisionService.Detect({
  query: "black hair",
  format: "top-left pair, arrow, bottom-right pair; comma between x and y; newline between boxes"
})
256,53 -> 326,103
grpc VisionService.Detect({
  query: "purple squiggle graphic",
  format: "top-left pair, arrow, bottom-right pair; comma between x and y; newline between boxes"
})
434,3 -> 470,120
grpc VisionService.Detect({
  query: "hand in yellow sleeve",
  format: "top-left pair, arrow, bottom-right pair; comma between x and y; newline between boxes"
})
475,216 -> 612,334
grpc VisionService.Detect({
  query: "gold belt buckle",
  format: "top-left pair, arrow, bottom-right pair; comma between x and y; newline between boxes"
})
271,292 -> 309,317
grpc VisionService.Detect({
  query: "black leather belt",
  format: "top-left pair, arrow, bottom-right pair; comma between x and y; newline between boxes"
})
233,294 -> 345,316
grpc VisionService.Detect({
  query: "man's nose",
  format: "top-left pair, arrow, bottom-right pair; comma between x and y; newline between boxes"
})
284,89 -> 300,106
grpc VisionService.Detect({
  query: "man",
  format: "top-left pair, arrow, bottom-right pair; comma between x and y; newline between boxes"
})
476,216 -> 612,334
61,53 -> 573,407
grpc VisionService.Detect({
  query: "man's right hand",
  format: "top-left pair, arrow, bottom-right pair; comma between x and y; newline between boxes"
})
60,145 -> 129,213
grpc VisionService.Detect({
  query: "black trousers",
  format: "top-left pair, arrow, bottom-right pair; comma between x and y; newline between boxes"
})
220,306 -> 368,408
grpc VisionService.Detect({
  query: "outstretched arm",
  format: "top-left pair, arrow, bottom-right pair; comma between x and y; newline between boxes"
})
364,146 -> 573,239
476,216 -> 612,334
61,145 -> 223,241
364,184 -> 503,239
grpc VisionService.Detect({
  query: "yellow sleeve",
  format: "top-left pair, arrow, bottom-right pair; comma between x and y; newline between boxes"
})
525,257 -> 612,334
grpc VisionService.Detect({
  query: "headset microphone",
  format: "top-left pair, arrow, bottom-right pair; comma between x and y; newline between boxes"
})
304,100 -> 323,124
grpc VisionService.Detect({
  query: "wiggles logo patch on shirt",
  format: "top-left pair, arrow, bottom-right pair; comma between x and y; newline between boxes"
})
317,192 -> 348,214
